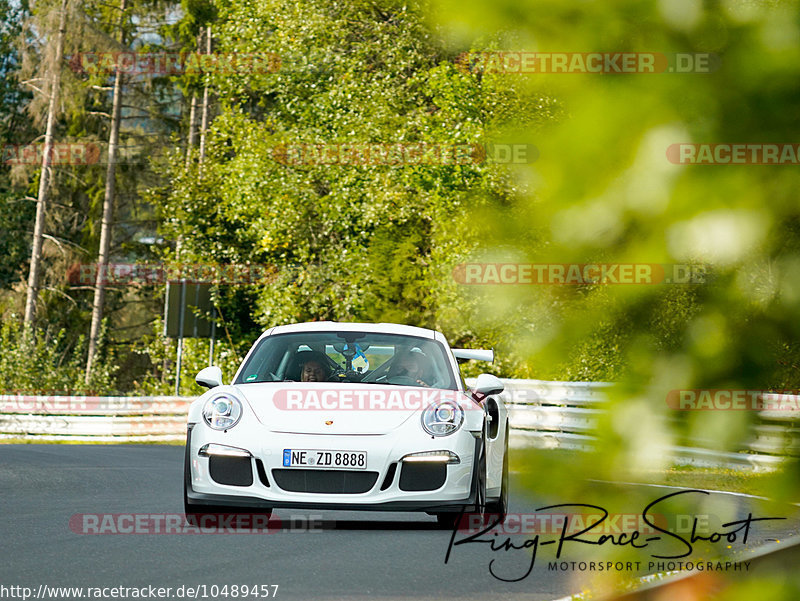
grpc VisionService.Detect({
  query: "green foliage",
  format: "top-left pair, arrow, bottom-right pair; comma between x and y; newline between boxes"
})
428,0 -> 800,391
0,0 -> 35,290
154,0 -> 551,362
131,316 -> 248,395
426,0 -> 800,594
0,318 -> 117,393
5,0 -> 789,405
1,0 -> 186,391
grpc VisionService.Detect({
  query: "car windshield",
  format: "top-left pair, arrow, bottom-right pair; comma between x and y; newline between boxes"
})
234,331 -> 457,390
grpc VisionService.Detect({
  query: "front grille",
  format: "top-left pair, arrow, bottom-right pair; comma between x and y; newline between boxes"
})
272,469 -> 379,494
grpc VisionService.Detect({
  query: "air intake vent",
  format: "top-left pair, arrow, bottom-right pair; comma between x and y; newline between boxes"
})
255,458 -> 270,487
380,463 -> 398,491
398,462 -> 446,492
272,469 -> 378,494
208,455 -> 253,487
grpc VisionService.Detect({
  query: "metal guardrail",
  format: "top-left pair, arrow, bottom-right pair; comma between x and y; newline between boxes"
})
0,396 -> 189,442
480,379 -> 799,469
1,381 -> 798,469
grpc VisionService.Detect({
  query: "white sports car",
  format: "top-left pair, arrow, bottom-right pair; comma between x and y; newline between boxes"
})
183,321 -> 508,526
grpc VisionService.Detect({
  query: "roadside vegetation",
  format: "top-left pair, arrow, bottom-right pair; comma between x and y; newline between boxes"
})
1,0 -> 715,394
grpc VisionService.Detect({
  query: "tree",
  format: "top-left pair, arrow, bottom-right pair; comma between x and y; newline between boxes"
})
0,0 -> 36,291
85,0 -> 128,382
4,0 -> 186,389
152,0 -> 548,352
22,0 -> 69,330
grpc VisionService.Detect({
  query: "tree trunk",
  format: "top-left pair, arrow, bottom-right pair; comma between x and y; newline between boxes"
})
85,0 -> 127,383
184,33 -> 202,168
185,93 -> 198,167
23,0 -> 69,330
198,25 -> 212,174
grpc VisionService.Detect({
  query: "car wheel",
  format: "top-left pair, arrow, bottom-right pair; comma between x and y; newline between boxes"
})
460,438 -> 488,528
183,467 -> 272,526
183,495 -> 273,526
485,423 -> 509,523
183,481 -> 229,525
433,440 -> 488,529
476,446 -> 487,516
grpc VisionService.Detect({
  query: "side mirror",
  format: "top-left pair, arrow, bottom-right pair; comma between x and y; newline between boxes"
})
473,373 -> 504,398
196,365 -> 223,389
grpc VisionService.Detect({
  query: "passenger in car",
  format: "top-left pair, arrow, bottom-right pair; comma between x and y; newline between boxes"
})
387,351 -> 429,387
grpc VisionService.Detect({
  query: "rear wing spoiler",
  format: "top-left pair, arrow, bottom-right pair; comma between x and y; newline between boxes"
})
452,348 -> 494,363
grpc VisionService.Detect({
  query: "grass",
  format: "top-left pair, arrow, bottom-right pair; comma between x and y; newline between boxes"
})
510,449 -> 792,498
635,465 -> 781,497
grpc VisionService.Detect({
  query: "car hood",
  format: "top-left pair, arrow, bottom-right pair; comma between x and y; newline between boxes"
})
233,382 -> 480,435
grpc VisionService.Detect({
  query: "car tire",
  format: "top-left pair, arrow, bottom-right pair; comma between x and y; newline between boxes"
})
455,438 -> 488,528
183,494 -> 273,527
433,439 -> 488,529
484,422 -> 509,523
183,467 -> 272,526
476,443 -> 487,516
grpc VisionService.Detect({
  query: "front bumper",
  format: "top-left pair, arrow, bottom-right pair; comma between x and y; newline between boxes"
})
184,423 -> 482,513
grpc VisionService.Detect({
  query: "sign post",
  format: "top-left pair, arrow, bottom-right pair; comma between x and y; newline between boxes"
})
165,282 -> 216,395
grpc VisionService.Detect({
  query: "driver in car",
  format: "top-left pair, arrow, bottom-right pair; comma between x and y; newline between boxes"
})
295,351 -> 331,382
387,351 -> 429,387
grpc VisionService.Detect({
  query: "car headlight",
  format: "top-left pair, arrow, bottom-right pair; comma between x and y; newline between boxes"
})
202,394 -> 242,430
421,400 -> 464,436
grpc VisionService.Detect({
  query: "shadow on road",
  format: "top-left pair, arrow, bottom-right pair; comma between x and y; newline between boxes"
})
268,517 -> 447,531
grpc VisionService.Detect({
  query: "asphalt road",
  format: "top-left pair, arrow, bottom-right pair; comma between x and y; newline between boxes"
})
1,445 -> 798,601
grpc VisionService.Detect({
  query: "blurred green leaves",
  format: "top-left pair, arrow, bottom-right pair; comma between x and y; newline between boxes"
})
426,0 -> 800,593
428,0 -> 800,405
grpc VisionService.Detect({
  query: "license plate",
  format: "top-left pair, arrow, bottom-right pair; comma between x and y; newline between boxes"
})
282,449 -> 367,469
